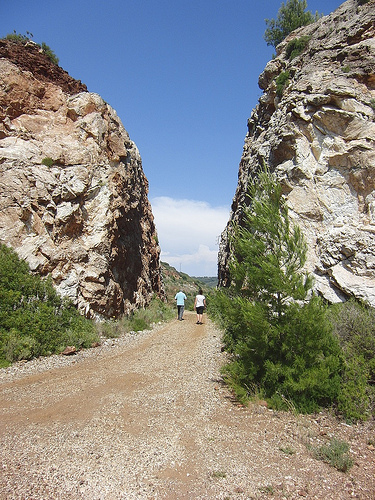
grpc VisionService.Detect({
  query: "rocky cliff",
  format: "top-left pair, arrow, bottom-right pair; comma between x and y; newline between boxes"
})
0,38 -> 164,318
219,0 -> 375,306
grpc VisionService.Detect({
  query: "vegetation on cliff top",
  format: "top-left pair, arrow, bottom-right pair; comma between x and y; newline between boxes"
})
3,31 -> 59,65
264,0 -> 321,48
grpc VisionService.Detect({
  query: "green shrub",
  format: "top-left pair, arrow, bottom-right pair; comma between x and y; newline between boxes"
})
273,299 -> 342,412
219,296 -> 342,413
6,32 -> 30,43
279,446 -> 295,455
59,324 -> 100,351
40,42 -> 59,65
312,438 -> 354,472
129,316 -> 149,332
3,330 -> 38,362
259,485 -> 275,495
337,356 -> 370,422
96,296 -> 174,339
276,71 -> 290,97
97,319 -> 123,339
3,32 -> 59,65
328,299 -> 375,420
0,359 -> 10,369
370,98 -> 375,111
124,297 -> 174,331
217,291 -> 375,420
0,244 -> 98,364
42,157 -> 54,167
285,35 -> 311,59
211,470 -> 227,479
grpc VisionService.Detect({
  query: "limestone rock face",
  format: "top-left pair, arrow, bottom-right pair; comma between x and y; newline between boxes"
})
0,40 -> 164,318
219,0 -> 375,306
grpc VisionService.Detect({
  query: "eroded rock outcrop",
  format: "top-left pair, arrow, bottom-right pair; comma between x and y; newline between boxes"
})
219,0 -> 375,306
0,39 -> 164,318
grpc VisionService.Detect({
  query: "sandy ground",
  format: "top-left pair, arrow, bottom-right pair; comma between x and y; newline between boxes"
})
0,310 -> 374,499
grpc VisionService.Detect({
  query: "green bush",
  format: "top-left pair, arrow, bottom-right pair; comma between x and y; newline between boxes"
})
0,244 -> 98,364
328,299 -> 375,421
312,438 -> 354,472
96,296 -> 174,339
97,319 -> 123,339
276,71 -> 290,96
337,356 -> 370,422
218,294 -> 342,413
40,42 -> 59,65
3,32 -> 59,65
3,330 -> 38,362
129,296 -> 174,327
6,32 -> 30,43
129,316 -> 149,332
42,157 -> 55,167
58,321 -> 100,351
285,35 -> 311,59
217,293 -> 375,420
267,298 -> 342,413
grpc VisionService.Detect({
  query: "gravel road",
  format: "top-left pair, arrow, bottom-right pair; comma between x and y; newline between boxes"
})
0,311 -> 374,499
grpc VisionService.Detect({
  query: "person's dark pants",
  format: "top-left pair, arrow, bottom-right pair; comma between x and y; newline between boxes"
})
177,305 -> 184,320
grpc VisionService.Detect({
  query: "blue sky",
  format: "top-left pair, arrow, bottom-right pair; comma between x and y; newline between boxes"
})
2,0 -> 344,276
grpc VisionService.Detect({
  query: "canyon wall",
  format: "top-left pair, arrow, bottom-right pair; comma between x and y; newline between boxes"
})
219,0 -> 375,306
0,39 -> 164,318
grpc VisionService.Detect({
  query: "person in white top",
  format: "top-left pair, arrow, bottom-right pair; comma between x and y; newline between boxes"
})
194,289 -> 206,324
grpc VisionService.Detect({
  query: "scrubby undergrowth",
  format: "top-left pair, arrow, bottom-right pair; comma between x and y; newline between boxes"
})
0,244 -> 174,367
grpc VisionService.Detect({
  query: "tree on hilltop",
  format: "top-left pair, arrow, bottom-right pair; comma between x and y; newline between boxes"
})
264,0 -> 321,48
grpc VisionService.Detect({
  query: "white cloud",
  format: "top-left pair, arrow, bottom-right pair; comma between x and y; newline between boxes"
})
151,197 -> 229,277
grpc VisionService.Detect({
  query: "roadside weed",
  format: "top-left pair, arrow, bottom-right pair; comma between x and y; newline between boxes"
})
311,438 -> 354,472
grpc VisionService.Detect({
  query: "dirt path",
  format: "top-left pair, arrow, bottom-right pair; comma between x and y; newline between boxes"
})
0,311 -> 374,499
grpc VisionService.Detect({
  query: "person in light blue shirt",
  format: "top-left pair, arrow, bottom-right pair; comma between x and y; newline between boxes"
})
174,289 -> 187,321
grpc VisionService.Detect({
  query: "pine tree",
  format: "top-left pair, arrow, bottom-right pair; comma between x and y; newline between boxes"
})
215,166 -> 342,412
230,165 -> 312,319
264,0 -> 321,48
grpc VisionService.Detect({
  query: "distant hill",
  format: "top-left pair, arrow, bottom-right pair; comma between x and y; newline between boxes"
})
160,262 -> 215,310
192,276 -> 217,288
